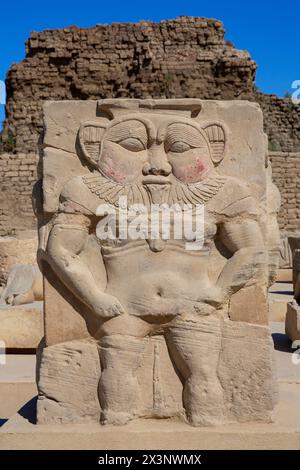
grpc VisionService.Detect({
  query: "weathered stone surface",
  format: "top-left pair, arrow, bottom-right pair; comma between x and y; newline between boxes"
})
0,235 -> 38,285
269,153 -> 300,255
36,321 -> 276,425
229,285 -> 268,324
219,321 -> 277,422
43,101 -> 98,155
0,302 -> 43,349
37,340 -> 101,424
265,166 -> 281,284
0,264 -> 43,306
3,322 -> 299,449
285,301 -> 300,343
36,98 -> 277,427
257,93 -> 300,153
0,154 -> 38,236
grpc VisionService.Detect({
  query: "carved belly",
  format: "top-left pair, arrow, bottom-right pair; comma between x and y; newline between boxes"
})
104,246 -> 212,316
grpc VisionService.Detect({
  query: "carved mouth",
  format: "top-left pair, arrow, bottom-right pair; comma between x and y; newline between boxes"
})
142,177 -> 171,185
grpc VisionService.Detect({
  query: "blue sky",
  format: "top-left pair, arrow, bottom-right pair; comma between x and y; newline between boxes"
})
0,0 -> 299,127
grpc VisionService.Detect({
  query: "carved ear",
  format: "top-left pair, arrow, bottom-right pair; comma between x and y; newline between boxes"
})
78,120 -> 107,168
202,122 -> 227,164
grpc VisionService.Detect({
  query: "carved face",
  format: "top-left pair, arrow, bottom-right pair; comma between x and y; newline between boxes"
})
80,113 -> 226,182
79,110 -> 226,206
98,114 -> 213,185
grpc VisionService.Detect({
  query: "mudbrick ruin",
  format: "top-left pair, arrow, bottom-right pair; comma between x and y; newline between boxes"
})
0,16 -> 299,251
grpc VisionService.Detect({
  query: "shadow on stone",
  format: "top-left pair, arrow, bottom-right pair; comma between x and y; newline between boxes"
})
270,290 -> 293,296
272,332 -> 293,353
18,396 -> 37,424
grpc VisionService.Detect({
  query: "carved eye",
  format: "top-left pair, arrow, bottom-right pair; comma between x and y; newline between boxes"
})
168,141 -> 193,153
117,137 -> 146,152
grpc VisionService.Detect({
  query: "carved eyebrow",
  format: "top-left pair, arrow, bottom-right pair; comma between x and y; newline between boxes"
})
105,120 -> 148,146
165,123 -> 206,148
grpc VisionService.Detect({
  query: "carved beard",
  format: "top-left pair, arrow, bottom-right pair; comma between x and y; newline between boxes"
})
82,170 -> 226,209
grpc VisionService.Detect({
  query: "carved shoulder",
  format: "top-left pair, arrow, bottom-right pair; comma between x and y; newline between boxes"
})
211,176 -> 260,220
59,175 -> 99,216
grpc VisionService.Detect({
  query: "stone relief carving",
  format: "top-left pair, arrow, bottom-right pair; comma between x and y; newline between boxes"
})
278,233 -> 300,269
285,242 -> 300,343
35,99 -> 277,426
265,163 -> 281,286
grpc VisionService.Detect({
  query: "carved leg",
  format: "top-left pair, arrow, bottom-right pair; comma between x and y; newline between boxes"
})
165,315 -> 224,426
99,334 -> 146,425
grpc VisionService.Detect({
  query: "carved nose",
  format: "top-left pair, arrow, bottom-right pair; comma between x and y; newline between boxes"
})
143,149 -> 172,176
143,163 -> 171,176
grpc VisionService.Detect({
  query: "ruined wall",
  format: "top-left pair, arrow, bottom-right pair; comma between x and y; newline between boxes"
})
1,17 -> 256,154
0,16 -> 299,237
269,152 -> 300,232
257,94 -> 300,153
1,17 -> 300,156
0,153 -> 38,235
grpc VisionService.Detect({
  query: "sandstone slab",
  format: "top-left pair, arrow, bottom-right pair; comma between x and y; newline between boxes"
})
0,302 -> 43,349
0,236 -> 38,286
285,300 -> 300,343
35,98 -> 278,428
36,320 -> 276,425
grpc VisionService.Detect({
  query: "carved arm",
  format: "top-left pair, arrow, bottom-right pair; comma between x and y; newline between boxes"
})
45,213 -> 124,319
216,218 -> 267,300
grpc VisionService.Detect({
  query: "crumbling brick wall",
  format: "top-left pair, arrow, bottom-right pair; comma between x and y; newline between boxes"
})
1,17 -> 256,154
269,152 -> 300,232
0,16 -> 299,237
0,153 -> 38,235
257,94 -> 300,153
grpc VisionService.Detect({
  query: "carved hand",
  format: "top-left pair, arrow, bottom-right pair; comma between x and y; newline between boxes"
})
195,285 -> 226,308
93,292 -> 125,319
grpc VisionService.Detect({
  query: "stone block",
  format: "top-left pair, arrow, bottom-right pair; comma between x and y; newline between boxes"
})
36,98 -> 277,428
285,301 -> 300,343
0,302 -> 43,349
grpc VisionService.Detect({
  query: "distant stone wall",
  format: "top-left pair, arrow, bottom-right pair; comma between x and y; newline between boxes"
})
269,151 -> 300,232
0,16 -> 299,237
1,17 -> 299,156
1,17 -> 256,154
0,153 -> 37,235
257,94 -> 300,153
